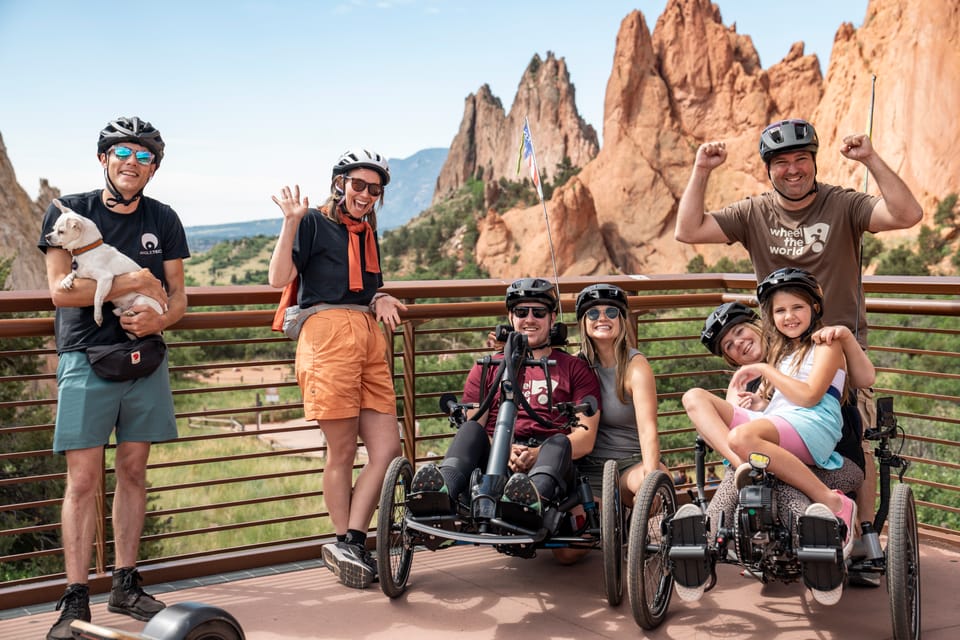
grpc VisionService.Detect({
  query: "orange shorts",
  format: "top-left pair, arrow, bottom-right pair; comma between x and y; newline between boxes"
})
295,308 -> 396,421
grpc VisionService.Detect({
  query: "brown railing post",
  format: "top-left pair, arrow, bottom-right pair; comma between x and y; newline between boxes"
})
94,451 -> 106,575
400,318 -> 417,464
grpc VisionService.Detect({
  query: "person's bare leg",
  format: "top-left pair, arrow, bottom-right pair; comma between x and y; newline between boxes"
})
347,409 -> 401,531
112,441 -> 151,568
683,388 -> 742,467
317,418 -> 361,535
61,447 -> 104,583
729,420 -> 842,511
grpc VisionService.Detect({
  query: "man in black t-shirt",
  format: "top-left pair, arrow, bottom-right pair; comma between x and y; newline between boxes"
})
37,117 -> 189,640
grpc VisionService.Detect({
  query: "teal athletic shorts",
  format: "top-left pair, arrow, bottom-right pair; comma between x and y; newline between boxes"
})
53,350 -> 178,454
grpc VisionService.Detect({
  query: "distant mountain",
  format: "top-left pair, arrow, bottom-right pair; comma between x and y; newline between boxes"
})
184,147 -> 447,253
379,148 -> 448,230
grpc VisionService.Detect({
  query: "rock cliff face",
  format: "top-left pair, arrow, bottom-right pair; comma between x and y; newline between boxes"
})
469,0 -> 959,278
434,52 -> 599,203
0,133 -> 51,290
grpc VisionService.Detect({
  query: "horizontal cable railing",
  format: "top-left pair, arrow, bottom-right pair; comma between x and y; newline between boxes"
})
1,274 -> 958,608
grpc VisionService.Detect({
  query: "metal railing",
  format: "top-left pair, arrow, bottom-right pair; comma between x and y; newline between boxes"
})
1,274 -> 958,608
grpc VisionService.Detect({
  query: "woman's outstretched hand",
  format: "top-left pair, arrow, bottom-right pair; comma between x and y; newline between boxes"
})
272,184 -> 309,221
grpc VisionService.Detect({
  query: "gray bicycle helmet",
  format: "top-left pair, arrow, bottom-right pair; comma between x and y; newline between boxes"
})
97,117 -> 165,166
759,119 -> 819,163
505,278 -> 558,312
332,148 -> 391,186
575,283 -> 628,321
700,302 -> 759,356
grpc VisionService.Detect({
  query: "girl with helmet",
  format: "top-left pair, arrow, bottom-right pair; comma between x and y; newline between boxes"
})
574,284 -> 665,505
696,298 -> 878,588
680,268 -> 857,604
268,148 -> 405,589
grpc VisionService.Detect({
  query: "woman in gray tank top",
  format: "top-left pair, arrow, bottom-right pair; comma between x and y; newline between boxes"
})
574,284 -> 665,504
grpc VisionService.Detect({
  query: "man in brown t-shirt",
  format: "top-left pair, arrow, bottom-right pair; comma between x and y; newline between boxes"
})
674,118 -> 922,586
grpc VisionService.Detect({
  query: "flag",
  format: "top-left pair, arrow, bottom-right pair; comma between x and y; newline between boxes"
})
517,118 -> 543,201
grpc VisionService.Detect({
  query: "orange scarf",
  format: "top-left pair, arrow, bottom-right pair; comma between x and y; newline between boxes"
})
339,210 -> 380,291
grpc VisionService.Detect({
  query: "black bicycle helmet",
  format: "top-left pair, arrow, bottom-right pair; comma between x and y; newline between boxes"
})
700,302 -> 759,356
756,267 -> 824,310
97,117 -> 165,166
759,119 -> 819,163
505,278 -> 558,312
575,283 -> 628,321
332,148 -> 391,186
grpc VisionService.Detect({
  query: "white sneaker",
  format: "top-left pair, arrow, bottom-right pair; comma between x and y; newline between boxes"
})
733,462 -> 753,491
803,502 -> 843,606
672,503 -> 707,602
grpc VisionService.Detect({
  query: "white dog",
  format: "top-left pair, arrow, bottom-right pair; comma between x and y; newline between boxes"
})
45,199 -> 164,328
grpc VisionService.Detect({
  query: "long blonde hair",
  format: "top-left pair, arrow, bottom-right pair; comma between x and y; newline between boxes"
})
579,310 -> 636,404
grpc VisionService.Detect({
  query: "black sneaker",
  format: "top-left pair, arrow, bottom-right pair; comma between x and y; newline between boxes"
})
321,541 -> 375,589
411,463 -> 447,493
47,583 -> 91,640
107,567 -> 166,621
359,545 -> 379,583
408,464 -> 454,517
500,473 -> 543,530
502,473 -> 542,514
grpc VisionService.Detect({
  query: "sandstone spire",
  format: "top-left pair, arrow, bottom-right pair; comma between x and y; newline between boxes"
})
433,52 -> 599,204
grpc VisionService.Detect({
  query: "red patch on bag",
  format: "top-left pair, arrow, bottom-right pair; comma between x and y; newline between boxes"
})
131,350 -> 141,365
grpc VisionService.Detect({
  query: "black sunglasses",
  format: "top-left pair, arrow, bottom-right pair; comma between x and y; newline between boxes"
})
585,307 -> 620,321
343,176 -> 383,197
512,306 -> 550,319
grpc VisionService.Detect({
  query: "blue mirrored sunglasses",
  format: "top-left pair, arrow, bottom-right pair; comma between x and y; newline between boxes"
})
112,145 -> 155,165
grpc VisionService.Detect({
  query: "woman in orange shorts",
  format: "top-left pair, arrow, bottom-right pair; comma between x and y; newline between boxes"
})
268,149 -> 405,589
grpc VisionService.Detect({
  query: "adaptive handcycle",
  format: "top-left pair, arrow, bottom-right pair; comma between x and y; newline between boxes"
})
375,329 -> 625,605
626,396 -> 921,640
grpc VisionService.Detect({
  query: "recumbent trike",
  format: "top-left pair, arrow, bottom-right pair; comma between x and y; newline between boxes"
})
375,329 -> 625,605
625,395 -> 921,640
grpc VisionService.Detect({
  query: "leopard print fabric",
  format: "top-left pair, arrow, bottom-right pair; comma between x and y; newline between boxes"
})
706,456 -> 866,538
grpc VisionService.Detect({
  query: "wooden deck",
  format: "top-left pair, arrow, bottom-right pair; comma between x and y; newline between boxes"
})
3,536 -> 959,640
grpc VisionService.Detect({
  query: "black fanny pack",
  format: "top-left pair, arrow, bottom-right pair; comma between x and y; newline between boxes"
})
86,334 -> 167,381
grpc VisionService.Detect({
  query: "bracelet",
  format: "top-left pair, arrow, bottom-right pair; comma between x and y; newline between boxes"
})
369,292 -> 389,313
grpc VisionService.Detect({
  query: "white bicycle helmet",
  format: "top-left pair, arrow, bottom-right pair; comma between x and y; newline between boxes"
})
332,148 -> 390,186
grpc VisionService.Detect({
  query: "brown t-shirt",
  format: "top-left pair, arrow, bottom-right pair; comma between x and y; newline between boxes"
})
712,184 -> 878,347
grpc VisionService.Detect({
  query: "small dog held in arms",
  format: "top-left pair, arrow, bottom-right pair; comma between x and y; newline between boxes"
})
45,199 -> 164,329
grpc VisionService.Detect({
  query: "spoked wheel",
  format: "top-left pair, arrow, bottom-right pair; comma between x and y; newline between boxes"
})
627,470 -> 676,630
601,459 -> 624,606
887,483 -> 921,640
377,456 -> 414,598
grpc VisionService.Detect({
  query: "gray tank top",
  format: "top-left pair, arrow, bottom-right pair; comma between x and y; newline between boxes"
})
591,349 -> 643,459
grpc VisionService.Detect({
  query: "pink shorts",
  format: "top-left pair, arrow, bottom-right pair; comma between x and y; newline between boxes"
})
729,407 -> 815,465
295,308 -> 396,421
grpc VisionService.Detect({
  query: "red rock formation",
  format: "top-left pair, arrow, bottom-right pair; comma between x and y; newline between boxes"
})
434,52 -> 599,204
0,133 -> 51,290
473,0 -> 958,277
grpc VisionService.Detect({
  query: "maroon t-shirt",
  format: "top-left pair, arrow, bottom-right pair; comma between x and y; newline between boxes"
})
461,349 -> 601,442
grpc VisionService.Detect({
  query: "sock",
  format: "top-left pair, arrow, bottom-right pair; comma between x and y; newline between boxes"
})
336,534 -> 347,543
345,529 -> 366,547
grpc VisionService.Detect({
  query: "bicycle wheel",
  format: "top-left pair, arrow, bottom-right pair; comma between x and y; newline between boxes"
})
601,459 -> 624,606
377,456 -> 415,598
627,470 -> 676,629
887,483 -> 921,640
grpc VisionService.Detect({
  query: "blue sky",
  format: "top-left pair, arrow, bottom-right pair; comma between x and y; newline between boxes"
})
0,0 -> 868,228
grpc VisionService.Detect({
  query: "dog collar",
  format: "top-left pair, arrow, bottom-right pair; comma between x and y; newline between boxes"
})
71,239 -> 104,256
